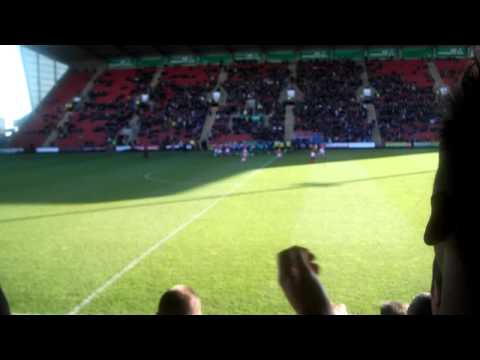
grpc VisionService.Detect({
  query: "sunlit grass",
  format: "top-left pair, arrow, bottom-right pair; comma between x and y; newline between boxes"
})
0,149 -> 436,314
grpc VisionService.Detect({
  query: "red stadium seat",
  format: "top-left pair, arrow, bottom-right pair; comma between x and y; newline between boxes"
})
11,70 -> 93,148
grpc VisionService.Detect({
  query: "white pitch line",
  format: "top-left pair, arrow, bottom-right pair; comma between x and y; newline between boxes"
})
68,156 -> 276,315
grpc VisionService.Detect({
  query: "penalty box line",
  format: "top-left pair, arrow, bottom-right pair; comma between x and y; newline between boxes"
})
68,157 -> 277,315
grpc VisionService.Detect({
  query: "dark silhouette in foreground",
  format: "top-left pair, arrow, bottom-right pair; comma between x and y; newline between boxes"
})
422,53 -> 478,314
157,285 -> 202,315
407,292 -> 432,315
380,301 -> 408,315
0,286 -> 10,315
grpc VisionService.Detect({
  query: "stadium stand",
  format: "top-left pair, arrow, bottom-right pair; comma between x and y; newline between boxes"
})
367,60 -> 439,142
294,60 -> 372,142
212,62 -> 290,144
55,69 -> 155,149
11,70 -> 93,149
9,54 -> 472,149
434,59 -> 470,88
135,65 -> 219,148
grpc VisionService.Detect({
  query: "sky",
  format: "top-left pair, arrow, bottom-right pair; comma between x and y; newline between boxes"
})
0,45 -> 32,130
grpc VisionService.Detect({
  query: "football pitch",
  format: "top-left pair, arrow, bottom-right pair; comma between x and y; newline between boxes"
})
0,149 -> 437,315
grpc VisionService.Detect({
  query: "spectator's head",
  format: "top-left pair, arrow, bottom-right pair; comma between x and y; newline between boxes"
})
424,56 -> 478,314
407,292 -> 432,315
380,301 -> 408,315
157,285 -> 202,315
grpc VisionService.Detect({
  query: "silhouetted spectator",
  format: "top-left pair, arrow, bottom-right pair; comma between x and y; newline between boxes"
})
407,292 -> 432,315
380,301 -> 408,315
0,286 -> 10,315
157,285 -> 202,315
423,57 -> 478,314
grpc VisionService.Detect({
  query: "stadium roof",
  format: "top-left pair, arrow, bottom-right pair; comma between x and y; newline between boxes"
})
25,45 -> 421,65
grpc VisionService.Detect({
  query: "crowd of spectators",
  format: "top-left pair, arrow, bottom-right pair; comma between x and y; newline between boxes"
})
136,82 -> 210,148
210,103 -> 285,143
29,66 -> 218,150
9,70 -> 93,148
210,62 -> 290,143
56,69 -> 157,147
209,106 -> 234,140
367,61 -> 439,142
223,62 -> 290,110
39,106 -> 65,136
135,66 -> 218,149
11,59 -> 464,149
295,60 -> 373,143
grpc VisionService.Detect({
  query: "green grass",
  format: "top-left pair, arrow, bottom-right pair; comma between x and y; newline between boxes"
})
0,149 -> 437,314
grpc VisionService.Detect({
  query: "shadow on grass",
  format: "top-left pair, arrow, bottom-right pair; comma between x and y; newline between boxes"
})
0,148 -> 437,205
0,169 -> 435,225
267,148 -> 438,168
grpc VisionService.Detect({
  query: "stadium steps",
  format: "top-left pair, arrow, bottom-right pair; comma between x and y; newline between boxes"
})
128,67 -> 164,145
355,60 -> 370,102
366,103 -> 377,124
358,60 -> 370,87
125,114 -> 140,144
284,104 -> 295,141
264,113 -> 272,127
367,103 -> 383,146
372,120 -> 383,147
372,124 -> 383,147
217,66 -> 228,85
434,59 -> 469,88
199,67 -> 227,143
279,60 -> 303,102
43,67 -> 106,147
150,66 -> 164,89
288,61 -> 298,80
294,83 -> 305,101
427,62 -> 445,91
200,107 -> 218,142
279,83 -> 304,103
279,61 -> 304,102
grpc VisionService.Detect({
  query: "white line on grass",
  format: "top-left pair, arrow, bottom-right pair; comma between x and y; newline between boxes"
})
68,156 -> 277,315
